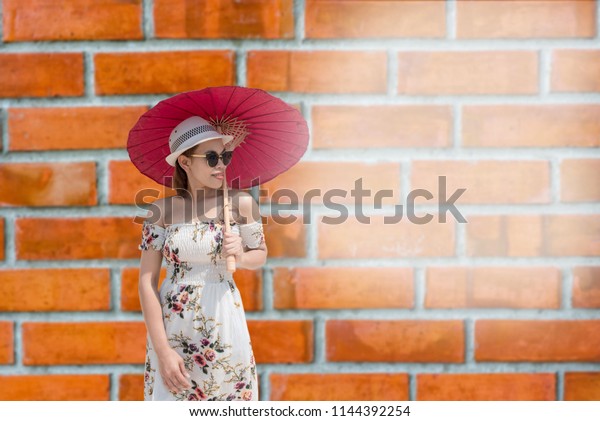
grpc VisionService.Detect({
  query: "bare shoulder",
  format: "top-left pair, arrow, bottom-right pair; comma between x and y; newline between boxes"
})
230,189 -> 260,224
143,195 -> 184,226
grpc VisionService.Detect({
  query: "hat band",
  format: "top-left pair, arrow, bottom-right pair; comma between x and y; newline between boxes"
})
171,124 -> 218,153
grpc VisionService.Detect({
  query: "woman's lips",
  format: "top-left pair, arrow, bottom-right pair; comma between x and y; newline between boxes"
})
213,174 -> 224,180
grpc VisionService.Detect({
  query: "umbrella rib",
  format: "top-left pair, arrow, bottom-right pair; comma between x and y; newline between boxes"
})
184,92 -> 213,118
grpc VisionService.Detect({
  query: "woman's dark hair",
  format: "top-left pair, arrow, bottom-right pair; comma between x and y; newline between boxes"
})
172,148 -> 196,197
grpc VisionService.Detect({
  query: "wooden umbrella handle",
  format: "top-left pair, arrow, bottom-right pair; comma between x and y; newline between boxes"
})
223,171 -> 236,273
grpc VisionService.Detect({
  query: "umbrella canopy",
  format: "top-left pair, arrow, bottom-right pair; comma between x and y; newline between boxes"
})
127,85 -> 309,190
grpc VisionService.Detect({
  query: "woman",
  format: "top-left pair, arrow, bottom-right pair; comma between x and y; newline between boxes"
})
137,116 -> 267,401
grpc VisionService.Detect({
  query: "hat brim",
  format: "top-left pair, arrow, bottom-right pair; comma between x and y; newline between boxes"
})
165,134 -> 234,166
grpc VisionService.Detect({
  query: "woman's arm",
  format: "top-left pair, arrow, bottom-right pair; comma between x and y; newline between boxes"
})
234,191 -> 267,270
138,206 -> 171,357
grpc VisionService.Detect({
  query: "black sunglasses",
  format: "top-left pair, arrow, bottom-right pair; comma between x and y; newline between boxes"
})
189,150 -> 234,167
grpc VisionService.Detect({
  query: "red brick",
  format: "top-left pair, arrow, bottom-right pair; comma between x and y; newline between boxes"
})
312,105 -> 452,149
0,53 -> 84,98
22,322 -> 146,365
263,215 -> 306,258
564,372 -> 600,400
306,0 -> 444,39
552,50 -> 600,93
248,320 -> 313,363
0,268 -> 110,312
457,0 -> 595,39
247,50 -> 387,94
475,320 -> 600,362
270,373 -> 409,401
572,267 -> 600,309
412,160 -> 550,204
3,0 -> 143,42
109,160 -> 176,205
260,161 -> 400,206
397,51 -> 537,95
9,106 -> 148,151
119,374 -> 143,401
318,215 -> 455,259
466,214 -> 600,257
0,162 -> 97,207
426,267 -> 560,309
0,218 -> 4,261
326,320 -> 464,363
418,373 -> 555,401
94,51 -> 235,95
463,105 -> 600,148
154,0 -> 294,39
561,159 -> 600,202
0,375 -> 109,400
274,267 -> 413,310
16,217 -> 142,260
0,321 -> 14,364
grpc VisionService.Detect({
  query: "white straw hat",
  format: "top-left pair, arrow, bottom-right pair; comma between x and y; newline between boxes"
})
165,116 -> 234,166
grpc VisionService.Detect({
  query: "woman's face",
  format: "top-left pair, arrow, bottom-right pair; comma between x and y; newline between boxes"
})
177,138 -> 230,190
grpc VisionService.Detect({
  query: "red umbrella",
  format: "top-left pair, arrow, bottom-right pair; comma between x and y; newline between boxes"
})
127,85 -> 309,272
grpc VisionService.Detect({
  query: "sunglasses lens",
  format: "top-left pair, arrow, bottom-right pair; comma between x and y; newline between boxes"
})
223,151 -> 233,165
206,152 -> 219,167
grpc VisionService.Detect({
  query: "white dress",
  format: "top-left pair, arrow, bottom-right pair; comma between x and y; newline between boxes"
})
138,217 -> 265,401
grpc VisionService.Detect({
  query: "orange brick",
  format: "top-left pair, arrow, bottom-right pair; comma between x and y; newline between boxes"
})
274,267 -> 413,310
94,51 -> 235,95
109,160 -> 177,205
9,106 -> 148,151
248,320 -> 313,363
463,105 -> 600,148
121,267 -> 167,312
263,215 -> 306,258
0,218 -> 4,261
456,0 -> 595,39
412,160 -> 550,204
22,322 -> 146,365
16,217 -> 142,260
270,373 -> 409,401
0,374 -> 109,400
260,161 -> 400,206
561,159 -> 600,202
3,0 -> 143,42
155,0 -> 294,39
417,373 -> 555,401
306,0 -> 444,39
0,321 -> 14,364
426,267 -> 560,309
119,374 -> 143,401
318,215 -> 455,259
572,267 -> 600,309
247,50 -> 387,94
326,320 -> 464,363
466,215 -> 600,257
0,162 -> 97,207
231,268 -> 263,312
475,320 -> 600,362
564,372 -> 600,401
552,50 -> 600,93
0,53 -> 84,98
0,268 -> 110,312
397,51 -> 537,95
312,105 -> 452,149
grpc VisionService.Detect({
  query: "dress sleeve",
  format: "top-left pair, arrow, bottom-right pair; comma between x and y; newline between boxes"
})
138,220 -> 166,251
239,220 -> 265,249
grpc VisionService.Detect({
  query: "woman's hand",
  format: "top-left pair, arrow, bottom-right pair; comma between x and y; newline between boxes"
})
157,348 -> 192,394
222,230 -> 244,262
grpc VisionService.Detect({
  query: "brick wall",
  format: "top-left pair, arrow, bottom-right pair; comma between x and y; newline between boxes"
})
1,0 -> 599,401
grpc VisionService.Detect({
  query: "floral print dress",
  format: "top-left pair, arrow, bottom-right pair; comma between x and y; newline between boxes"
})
138,218 -> 265,401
